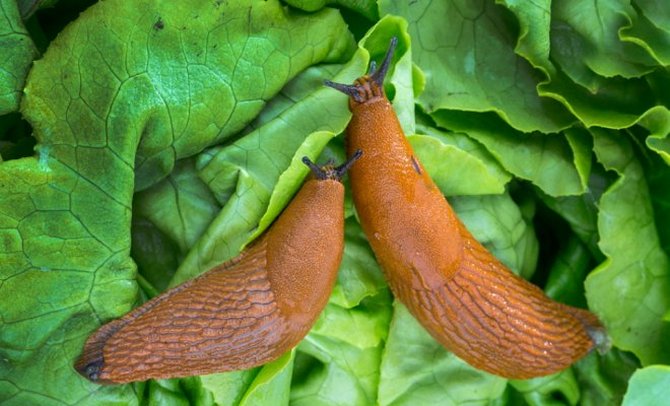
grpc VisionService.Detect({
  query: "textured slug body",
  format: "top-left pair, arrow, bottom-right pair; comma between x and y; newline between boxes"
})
328,40 -> 606,379
76,173 -> 346,384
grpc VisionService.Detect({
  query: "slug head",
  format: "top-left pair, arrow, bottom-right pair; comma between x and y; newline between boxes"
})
302,149 -> 362,181
324,37 -> 397,107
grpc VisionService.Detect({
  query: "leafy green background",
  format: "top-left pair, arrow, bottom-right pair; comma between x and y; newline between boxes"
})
1,0 -> 669,404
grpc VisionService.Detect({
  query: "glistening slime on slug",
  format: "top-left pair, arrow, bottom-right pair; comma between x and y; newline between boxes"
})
75,152 -> 361,384
325,38 -> 608,379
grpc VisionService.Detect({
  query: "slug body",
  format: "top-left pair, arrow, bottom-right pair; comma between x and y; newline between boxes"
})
75,156 -> 360,384
326,39 -> 605,379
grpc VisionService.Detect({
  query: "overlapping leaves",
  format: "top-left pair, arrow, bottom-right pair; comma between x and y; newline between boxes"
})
1,0 -> 669,404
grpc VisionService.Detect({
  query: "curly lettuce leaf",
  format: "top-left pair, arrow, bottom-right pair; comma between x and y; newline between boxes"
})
409,129 -> 512,196
495,0 -> 553,75
380,0 -> 574,133
292,291 -> 392,405
432,111 -> 589,197
587,128 -> 670,365
509,369 -> 579,406
21,0 -> 354,191
551,0 -> 656,88
283,0 -> 378,21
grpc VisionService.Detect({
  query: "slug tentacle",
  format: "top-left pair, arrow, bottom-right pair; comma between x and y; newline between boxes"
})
303,149 -> 362,181
76,158 -> 350,384
329,37 -> 607,379
324,37 -> 397,105
323,80 -> 364,102
76,240 -> 289,384
400,220 -> 603,379
302,156 -> 328,179
335,149 -> 363,179
369,37 -> 397,87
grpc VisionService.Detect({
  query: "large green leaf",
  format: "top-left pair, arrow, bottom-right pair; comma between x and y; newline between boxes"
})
432,111 -> 589,197
496,0 -> 553,75
636,0 -> 670,33
551,0 -> 656,88
0,0 -> 38,114
409,129 -> 512,196
380,0 -> 574,133
586,129 -> 670,365
21,0 -> 354,191
620,7 -> 670,66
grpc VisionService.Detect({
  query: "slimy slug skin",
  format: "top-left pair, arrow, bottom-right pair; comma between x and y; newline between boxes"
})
75,153 -> 361,384
326,38 -> 607,379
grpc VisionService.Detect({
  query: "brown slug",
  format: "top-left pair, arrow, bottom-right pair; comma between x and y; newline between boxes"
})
75,152 -> 361,384
325,37 -> 607,379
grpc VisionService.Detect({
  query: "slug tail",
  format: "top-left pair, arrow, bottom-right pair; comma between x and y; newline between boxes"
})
75,318 -> 127,383
74,269 -> 208,383
444,222 -> 604,378
559,304 -> 610,353
394,218 -> 606,379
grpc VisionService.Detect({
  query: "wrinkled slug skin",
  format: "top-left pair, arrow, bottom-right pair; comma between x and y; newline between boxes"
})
75,177 -> 345,384
331,42 -> 604,379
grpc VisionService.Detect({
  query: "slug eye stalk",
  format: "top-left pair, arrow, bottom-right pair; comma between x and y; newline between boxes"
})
324,37 -> 397,104
302,149 -> 362,181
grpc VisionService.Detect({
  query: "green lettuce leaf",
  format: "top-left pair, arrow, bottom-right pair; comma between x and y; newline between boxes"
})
543,235 -> 592,308
450,193 -> 539,279
495,0 -> 552,75
551,0 -> 656,87
587,128 -> 670,365
292,291 -> 391,405
409,129 -> 512,196
21,0 -> 354,191
379,0 -> 574,133
432,111 -> 588,197
379,303 -> 507,406
0,0 -> 38,114
622,365 -> 670,405
282,0 -> 378,21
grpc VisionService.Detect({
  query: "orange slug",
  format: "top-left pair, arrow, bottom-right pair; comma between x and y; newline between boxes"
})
325,38 -> 607,379
75,152 -> 361,384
